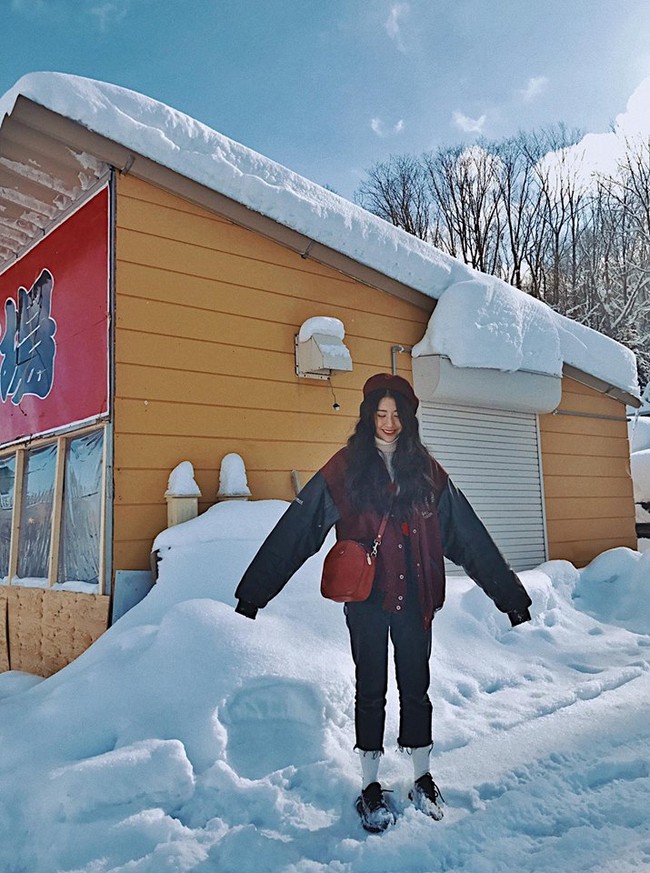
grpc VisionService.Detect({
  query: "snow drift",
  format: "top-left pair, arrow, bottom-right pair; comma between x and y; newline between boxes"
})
0,500 -> 648,873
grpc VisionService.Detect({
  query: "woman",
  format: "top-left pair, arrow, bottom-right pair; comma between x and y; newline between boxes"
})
235,373 -> 531,833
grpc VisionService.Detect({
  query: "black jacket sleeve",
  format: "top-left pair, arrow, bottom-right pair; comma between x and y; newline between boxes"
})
234,472 -> 340,618
437,478 -> 532,626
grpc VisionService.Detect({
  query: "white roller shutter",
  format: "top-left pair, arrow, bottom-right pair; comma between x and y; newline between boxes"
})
419,403 -> 547,571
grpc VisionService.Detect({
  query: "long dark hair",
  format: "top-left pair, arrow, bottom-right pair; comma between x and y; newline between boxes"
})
346,389 -> 435,515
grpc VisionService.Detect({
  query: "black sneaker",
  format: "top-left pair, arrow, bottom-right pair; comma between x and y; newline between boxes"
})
409,772 -> 444,820
355,781 -> 396,833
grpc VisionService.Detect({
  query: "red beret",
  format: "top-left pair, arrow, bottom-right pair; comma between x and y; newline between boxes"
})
362,373 -> 419,412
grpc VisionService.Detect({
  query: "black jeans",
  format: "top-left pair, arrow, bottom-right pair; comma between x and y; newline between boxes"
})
344,596 -> 432,752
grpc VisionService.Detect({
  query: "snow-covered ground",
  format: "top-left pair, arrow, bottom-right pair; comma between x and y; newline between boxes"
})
0,500 -> 648,873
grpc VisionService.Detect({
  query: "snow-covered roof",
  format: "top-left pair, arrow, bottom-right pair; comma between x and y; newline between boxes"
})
0,72 -> 640,400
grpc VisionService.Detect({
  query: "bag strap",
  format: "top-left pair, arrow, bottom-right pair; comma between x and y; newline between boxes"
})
370,502 -> 393,558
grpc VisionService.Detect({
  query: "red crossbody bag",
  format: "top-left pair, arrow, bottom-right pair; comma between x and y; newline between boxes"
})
320,509 -> 392,603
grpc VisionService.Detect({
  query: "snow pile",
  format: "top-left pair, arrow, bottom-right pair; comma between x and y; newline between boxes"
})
553,309 -> 639,392
0,72 -> 639,398
0,501 -> 648,873
412,276 -> 639,392
166,461 -> 201,497
574,547 -> 650,633
628,414 -> 650,535
217,453 -> 252,499
412,277 -> 562,375
631,450 -> 650,504
628,414 -> 650,454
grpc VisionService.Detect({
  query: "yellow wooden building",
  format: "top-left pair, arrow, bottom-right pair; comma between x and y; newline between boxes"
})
0,74 -> 640,675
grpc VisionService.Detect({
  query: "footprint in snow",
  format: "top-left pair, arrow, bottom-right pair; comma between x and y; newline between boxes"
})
221,679 -> 326,779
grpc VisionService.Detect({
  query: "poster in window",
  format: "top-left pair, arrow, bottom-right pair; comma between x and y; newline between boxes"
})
0,187 -> 109,445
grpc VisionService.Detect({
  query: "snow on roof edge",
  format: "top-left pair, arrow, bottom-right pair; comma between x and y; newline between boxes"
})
0,72 -> 640,399
0,72 -> 464,296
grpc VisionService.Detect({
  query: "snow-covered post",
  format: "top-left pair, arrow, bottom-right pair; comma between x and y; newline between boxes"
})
217,453 -> 252,501
165,461 -> 201,527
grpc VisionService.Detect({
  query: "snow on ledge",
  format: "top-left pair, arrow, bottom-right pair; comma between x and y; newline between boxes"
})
0,72 -> 640,399
412,276 -> 639,395
298,316 -> 345,343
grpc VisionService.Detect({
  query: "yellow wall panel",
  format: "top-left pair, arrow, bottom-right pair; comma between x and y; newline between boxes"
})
115,504 -> 168,546
117,297 -> 296,358
539,377 -> 637,564
114,174 -> 217,215
118,195 -> 349,278
540,413 -> 628,438
115,397 -> 357,443
555,386 -> 623,417
112,171 -> 426,574
116,293 -> 424,367
116,329 -> 295,382
546,516 -> 634,544
549,537 -> 632,566
118,258 -> 425,323
541,454 -> 632,479
118,229 -> 359,298
114,432 -> 342,476
115,363 -> 364,414
545,496 -> 635,520
112,176 -> 636,577
540,430 -> 631,459
543,475 -> 634,500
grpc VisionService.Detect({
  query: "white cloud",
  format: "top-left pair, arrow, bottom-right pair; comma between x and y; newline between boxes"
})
88,1 -> 129,29
370,117 -> 405,137
614,76 -> 650,138
385,3 -> 410,51
520,76 -> 549,103
540,75 -> 650,193
452,110 -> 487,134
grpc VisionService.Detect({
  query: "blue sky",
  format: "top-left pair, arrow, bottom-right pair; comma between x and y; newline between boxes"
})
1,0 -> 650,199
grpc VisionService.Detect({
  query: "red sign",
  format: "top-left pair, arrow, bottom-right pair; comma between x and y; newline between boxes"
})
0,187 -> 110,446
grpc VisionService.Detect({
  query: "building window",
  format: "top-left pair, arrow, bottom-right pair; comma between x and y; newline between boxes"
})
0,426 -> 106,592
17,443 -> 57,583
0,454 -> 16,581
59,430 -> 104,586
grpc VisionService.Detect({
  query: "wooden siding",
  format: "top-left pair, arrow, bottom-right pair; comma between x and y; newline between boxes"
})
539,377 -> 637,566
113,175 -> 432,570
0,587 -> 110,677
113,176 -> 637,574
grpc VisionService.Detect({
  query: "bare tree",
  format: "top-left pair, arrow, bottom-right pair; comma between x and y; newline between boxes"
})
422,144 -> 504,275
492,133 -> 547,291
354,126 -> 650,387
354,154 -> 431,240
584,140 -> 650,382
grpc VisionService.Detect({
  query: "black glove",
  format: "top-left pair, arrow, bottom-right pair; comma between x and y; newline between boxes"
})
508,607 -> 531,627
235,599 -> 259,620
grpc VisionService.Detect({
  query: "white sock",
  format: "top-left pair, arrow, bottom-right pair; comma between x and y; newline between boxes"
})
358,750 -> 381,789
411,745 -> 431,781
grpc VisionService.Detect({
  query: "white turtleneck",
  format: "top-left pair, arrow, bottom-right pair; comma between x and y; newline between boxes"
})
375,435 -> 398,481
